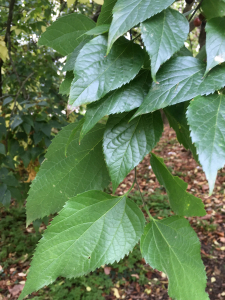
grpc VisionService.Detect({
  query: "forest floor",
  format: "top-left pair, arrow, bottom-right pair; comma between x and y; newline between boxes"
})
0,125 -> 225,300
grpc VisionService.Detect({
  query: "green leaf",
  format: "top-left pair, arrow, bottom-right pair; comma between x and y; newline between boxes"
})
141,8 -> 189,82
38,14 -> 95,56
59,71 -> 74,95
150,153 -> 205,216
133,56 -> 225,118
80,70 -> 151,140
107,0 -> 175,53
103,111 -> 163,192
3,96 -> 13,106
141,216 -> 209,300
0,143 -> 6,155
22,123 -> 31,135
19,190 -> 145,300
187,94 -> 225,194
69,35 -> 144,107
205,17 -> 225,75
33,132 -> 44,145
10,116 -> 23,130
164,102 -> 198,162
173,46 -> 192,58
85,24 -> 110,36
97,0 -> 117,26
0,183 -> 11,207
196,45 -> 206,62
202,0 -> 225,19
63,40 -> 89,72
26,121 -> 110,225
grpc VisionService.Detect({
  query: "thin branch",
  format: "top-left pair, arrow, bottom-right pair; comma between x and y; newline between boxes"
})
188,0 -> 204,22
5,0 -> 15,46
0,94 -> 15,100
0,0 -> 15,98
134,167 -> 153,221
134,167 -> 145,206
10,72 -> 34,118
7,32 -> 27,99
132,33 -> 141,42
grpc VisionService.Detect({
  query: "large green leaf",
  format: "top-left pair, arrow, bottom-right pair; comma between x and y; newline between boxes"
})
107,0 -> 175,53
63,40 -> 89,72
187,94 -> 225,194
150,153 -> 205,216
141,8 -> 189,82
19,190 -> 145,300
164,102 -> 198,162
133,56 -> 225,118
69,35 -> 144,107
202,0 -> 225,19
80,70 -> 151,140
205,17 -> 225,75
97,0 -> 117,25
141,216 -> 209,300
38,14 -> 95,56
26,122 -> 110,225
103,111 -> 163,192
59,71 -> 74,95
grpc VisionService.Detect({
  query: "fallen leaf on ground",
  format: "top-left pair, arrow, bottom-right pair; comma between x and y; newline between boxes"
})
9,285 -> 24,297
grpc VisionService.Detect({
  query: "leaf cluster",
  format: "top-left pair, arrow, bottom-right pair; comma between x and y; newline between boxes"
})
2,1 -> 224,299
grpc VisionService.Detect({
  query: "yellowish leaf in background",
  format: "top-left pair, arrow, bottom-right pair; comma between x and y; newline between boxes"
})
41,26 -> 46,33
0,36 -> 9,62
67,0 -> 76,6
11,26 -> 22,35
93,0 -> 104,4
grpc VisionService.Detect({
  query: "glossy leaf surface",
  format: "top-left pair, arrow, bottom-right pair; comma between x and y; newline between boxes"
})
104,111 -> 163,192
69,35 -> 144,107
205,17 -> 225,74
187,94 -> 225,194
38,14 -> 95,56
80,70 -> 151,139
19,190 -> 145,300
150,153 -> 205,216
107,0 -> 175,52
141,8 -> 189,81
133,56 -> 225,118
26,122 -> 110,224
141,216 -> 209,300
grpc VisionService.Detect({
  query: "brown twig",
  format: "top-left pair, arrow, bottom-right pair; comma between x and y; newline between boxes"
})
10,72 -> 34,118
7,32 -> 27,99
188,0 -> 204,22
0,0 -> 15,98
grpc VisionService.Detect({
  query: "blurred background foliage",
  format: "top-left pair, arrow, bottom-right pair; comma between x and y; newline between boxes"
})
0,0 -> 102,208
